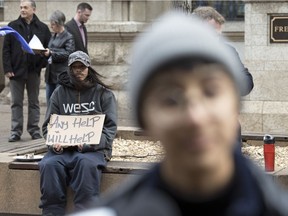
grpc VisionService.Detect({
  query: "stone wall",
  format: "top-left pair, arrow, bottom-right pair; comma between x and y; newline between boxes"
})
3,0 -> 171,22
0,0 -> 247,128
241,0 -> 288,133
86,22 -> 145,126
1,0 -> 172,127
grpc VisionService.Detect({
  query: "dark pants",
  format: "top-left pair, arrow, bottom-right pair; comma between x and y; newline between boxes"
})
45,83 -> 58,105
9,72 -> 41,137
39,149 -> 106,216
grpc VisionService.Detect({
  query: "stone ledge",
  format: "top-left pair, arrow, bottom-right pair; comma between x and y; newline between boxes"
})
2,158 -> 288,215
243,0 -> 288,2
86,22 -> 147,33
8,160 -> 153,175
0,154 -> 151,215
0,21 -> 244,43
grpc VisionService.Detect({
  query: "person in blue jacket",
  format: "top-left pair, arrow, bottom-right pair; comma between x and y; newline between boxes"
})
39,51 -> 117,216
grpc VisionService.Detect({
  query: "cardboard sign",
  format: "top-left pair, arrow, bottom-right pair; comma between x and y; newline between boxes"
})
46,114 -> 105,146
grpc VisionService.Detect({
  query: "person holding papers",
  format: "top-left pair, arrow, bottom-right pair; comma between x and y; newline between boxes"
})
44,10 -> 75,104
2,0 -> 51,142
40,51 -> 117,216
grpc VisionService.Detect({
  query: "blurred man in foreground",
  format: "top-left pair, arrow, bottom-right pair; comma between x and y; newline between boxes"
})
71,12 -> 288,216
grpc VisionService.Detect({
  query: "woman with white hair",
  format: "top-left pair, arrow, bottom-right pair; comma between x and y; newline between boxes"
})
44,10 -> 75,104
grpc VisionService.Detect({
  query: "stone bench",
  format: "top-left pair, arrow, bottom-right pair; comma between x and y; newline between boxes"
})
133,129 -> 288,141
241,132 -> 288,142
131,128 -> 288,145
0,154 -> 153,216
3,158 -> 288,216
241,132 -> 288,146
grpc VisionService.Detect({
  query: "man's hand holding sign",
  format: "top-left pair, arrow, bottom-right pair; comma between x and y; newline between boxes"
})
46,114 -> 105,153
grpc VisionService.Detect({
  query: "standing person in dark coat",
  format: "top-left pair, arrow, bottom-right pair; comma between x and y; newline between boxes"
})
44,10 -> 75,104
192,6 -> 254,154
65,2 -> 93,54
192,6 -> 254,95
2,0 -> 51,142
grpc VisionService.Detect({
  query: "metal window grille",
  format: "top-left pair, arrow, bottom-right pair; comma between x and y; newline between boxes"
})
171,1 -> 244,21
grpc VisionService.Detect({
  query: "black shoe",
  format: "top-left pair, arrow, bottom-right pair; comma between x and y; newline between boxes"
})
32,133 -> 42,140
8,134 -> 21,142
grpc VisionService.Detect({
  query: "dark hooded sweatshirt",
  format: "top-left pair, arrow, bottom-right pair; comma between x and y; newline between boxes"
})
42,70 -> 117,159
97,153 -> 288,216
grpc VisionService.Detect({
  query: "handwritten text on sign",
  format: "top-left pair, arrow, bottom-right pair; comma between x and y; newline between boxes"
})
46,114 -> 105,146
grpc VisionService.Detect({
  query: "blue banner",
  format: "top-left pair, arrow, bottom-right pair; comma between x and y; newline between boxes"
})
0,26 -> 34,54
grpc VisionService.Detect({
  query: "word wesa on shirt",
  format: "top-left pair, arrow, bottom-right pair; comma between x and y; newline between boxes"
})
63,101 -> 96,114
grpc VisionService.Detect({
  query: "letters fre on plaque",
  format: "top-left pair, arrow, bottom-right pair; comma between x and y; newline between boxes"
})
270,15 -> 288,43
46,114 -> 106,146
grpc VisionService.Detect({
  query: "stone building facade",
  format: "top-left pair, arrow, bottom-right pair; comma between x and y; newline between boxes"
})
241,0 -> 288,133
1,0 -> 172,126
1,0 -> 286,134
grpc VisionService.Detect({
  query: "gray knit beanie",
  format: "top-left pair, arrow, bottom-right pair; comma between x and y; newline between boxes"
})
129,12 -> 246,127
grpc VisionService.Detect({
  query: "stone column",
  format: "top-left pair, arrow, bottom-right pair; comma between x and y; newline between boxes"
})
242,0 -> 288,133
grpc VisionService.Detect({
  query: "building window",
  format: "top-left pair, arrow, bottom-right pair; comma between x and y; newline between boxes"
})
172,0 -> 245,21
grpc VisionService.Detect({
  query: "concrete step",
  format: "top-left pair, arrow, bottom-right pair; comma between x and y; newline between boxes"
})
0,153 -> 152,215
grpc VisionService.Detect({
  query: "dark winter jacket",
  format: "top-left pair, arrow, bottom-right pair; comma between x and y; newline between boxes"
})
42,70 -> 117,159
94,154 -> 288,216
65,18 -> 88,54
226,43 -> 254,96
45,29 -> 75,84
2,15 -> 51,79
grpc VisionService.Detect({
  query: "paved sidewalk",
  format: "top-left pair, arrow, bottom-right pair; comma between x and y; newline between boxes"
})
0,104 -> 47,143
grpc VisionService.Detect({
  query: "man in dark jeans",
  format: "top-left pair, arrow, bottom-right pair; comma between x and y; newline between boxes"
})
193,6 -> 254,153
2,0 -> 51,142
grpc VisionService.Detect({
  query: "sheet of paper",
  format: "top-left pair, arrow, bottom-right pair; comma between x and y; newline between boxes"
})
29,34 -> 45,50
46,114 -> 106,146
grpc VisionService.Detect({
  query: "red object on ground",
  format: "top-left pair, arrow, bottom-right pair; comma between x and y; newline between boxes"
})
264,144 -> 275,172
263,134 -> 275,172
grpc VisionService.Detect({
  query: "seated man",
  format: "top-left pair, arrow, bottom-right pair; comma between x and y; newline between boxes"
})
39,51 -> 117,216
